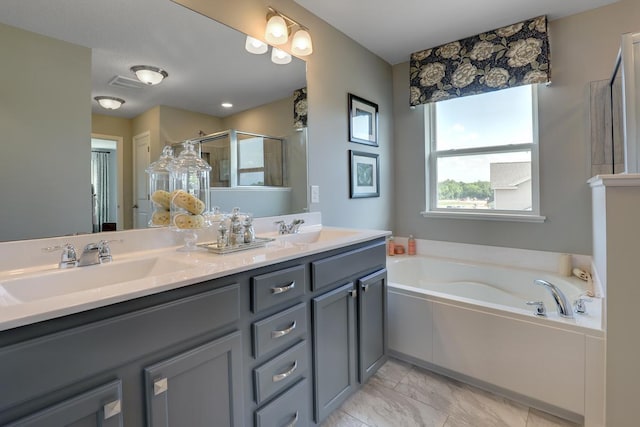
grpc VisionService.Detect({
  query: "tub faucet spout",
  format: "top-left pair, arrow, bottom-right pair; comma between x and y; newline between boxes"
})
534,279 -> 573,318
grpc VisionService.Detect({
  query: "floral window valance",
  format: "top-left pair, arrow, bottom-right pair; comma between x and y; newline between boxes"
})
410,15 -> 550,106
293,87 -> 308,128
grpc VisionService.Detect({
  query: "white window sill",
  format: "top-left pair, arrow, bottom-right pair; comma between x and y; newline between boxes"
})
420,210 -> 546,223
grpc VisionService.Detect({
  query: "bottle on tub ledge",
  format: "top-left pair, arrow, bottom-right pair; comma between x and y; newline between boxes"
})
408,235 -> 416,256
387,236 -> 395,256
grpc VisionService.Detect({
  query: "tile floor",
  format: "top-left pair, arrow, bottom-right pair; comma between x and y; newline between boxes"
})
321,358 -> 580,427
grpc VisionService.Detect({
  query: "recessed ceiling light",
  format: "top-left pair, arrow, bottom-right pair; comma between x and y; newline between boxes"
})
221,102 -> 233,108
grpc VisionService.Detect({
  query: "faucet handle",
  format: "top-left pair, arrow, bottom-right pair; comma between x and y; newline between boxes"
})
43,243 -> 78,269
526,301 -> 546,316
573,296 -> 592,314
97,239 -> 122,263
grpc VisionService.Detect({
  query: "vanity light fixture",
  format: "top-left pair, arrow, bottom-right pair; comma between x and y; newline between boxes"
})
264,7 -> 313,56
271,48 -> 292,65
245,36 -> 268,54
130,65 -> 168,85
291,28 -> 313,56
94,96 -> 125,110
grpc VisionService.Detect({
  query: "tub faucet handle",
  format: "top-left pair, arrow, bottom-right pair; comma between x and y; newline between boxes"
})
526,301 -> 546,316
573,296 -> 591,314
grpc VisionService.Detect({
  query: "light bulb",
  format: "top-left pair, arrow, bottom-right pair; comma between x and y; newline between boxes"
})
291,29 -> 313,56
271,48 -> 292,65
265,14 -> 288,45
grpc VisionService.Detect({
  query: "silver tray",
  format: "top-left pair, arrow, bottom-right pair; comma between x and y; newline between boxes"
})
198,236 -> 275,254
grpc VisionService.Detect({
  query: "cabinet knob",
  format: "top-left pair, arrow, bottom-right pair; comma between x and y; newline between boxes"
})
349,289 -> 358,298
154,377 -> 168,395
103,399 -> 122,419
361,283 -> 369,292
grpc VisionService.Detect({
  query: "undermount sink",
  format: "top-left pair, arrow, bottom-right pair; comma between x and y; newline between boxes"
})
271,227 -> 360,244
0,257 -> 196,305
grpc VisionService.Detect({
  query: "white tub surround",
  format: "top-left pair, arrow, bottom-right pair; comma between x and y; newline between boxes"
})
590,174 -> 640,427
0,212 -> 389,331
387,240 -> 604,427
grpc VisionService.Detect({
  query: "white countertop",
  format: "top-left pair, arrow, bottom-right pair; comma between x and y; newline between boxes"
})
0,214 -> 389,331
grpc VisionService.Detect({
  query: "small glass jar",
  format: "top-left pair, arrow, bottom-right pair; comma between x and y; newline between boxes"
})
145,145 -> 174,227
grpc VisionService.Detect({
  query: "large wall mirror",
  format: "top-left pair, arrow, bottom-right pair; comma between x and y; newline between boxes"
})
0,0 -> 307,242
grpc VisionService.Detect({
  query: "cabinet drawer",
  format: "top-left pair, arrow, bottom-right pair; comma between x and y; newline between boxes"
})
254,340 -> 308,404
312,241 -> 386,291
255,378 -> 309,427
252,265 -> 306,313
253,303 -> 307,359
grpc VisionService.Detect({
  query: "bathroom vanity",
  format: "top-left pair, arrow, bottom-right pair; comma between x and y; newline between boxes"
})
0,219 -> 388,427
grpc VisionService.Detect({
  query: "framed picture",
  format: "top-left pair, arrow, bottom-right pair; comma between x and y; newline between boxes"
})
348,93 -> 378,146
349,150 -> 380,198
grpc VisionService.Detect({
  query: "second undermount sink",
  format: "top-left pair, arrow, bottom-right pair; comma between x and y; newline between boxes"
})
271,227 -> 360,244
0,257 -> 196,305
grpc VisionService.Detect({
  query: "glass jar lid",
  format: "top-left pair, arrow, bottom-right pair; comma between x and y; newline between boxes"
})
146,145 -> 175,173
168,140 -> 212,173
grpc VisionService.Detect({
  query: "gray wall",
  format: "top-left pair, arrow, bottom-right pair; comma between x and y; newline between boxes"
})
0,23 -> 92,241
393,0 -> 640,255
174,0 -> 395,232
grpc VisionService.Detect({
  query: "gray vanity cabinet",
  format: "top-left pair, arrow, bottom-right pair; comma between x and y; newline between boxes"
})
6,380 -> 123,427
144,331 -> 243,427
312,282 -> 358,422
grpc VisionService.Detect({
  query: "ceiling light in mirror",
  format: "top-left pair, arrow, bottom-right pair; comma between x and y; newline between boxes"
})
291,28 -> 313,56
272,48 -> 292,65
245,36 -> 268,54
94,96 -> 125,110
265,14 -> 288,45
130,65 -> 168,85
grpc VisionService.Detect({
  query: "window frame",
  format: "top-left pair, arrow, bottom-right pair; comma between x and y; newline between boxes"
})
422,85 -> 545,223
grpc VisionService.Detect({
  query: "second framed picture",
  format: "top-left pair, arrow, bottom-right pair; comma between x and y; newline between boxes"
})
348,93 -> 378,146
349,150 -> 380,198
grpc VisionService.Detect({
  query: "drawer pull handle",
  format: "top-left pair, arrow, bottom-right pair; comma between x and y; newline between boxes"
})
285,411 -> 299,427
271,281 -> 295,295
272,321 -> 297,338
103,399 -> 122,419
273,360 -> 298,382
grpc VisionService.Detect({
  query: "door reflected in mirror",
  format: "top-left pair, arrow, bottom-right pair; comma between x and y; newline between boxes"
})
0,0 -> 308,242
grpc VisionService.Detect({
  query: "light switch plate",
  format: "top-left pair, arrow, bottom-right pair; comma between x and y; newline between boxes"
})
311,185 -> 320,203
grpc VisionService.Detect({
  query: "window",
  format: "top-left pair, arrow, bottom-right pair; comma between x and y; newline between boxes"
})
423,85 -> 544,222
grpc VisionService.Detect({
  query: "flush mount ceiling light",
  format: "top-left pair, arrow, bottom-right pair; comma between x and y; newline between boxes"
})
271,47 -> 292,65
245,36 -> 268,54
264,7 -> 313,56
221,102 -> 233,108
94,96 -> 125,110
130,65 -> 168,85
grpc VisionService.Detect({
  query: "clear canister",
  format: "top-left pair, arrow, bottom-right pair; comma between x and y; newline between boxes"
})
145,145 -> 174,227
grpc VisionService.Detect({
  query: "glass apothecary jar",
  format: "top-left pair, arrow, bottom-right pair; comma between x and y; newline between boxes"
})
145,145 -> 174,227
167,140 -> 212,250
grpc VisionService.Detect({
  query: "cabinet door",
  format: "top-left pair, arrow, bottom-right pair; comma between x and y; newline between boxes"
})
144,331 -> 243,427
312,282 -> 357,423
358,268 -> 388,383
6,380 -> 123,427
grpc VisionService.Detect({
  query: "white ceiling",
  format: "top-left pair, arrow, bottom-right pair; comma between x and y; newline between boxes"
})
295,0 -> 620,65
0,0 -> 306,119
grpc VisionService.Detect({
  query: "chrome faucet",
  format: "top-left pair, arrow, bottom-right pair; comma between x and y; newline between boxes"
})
275,219 -> 305,234
534,279 -> 573,318
78,240 -> 119,267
